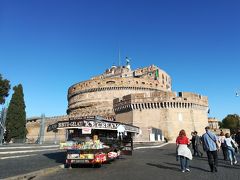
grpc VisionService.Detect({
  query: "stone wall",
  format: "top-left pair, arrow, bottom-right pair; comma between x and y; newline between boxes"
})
26,116 -> 68,143
67,76 -> 171,116
114,92 -> 208,142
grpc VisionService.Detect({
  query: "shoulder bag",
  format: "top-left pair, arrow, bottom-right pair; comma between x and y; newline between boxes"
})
206,132 -> 220,150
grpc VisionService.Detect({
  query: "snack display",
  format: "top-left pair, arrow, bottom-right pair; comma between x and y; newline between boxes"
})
108,152 -> 118,159
48,116 -> 139,168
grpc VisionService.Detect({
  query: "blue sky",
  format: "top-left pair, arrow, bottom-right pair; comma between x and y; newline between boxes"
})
0,0 -> 239,120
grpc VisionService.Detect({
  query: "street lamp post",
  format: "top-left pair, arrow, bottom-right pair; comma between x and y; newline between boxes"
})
236,90 -> 240,128
39,114 -> 45,145
0,108 -> 7,145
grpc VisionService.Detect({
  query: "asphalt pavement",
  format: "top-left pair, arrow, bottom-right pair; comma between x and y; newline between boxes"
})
0,144 -> 63,179
35,143 -> 240,180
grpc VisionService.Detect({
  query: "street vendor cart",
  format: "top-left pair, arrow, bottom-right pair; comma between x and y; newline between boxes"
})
47,116 -> 139,168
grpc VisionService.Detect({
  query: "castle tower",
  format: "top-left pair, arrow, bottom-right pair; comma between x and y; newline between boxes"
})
67,65 -> 172,118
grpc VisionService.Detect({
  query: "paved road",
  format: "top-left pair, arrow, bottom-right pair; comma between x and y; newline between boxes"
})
0,144 -> 65,179
36,144 -> 240,180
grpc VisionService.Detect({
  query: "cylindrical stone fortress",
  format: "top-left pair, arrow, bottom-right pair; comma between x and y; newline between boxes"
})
67,64 -> 172,118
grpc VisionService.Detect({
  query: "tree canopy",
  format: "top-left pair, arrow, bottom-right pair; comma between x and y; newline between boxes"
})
221,114 -> 240,132
5,84 -> 27,142
0,74 -> 11,105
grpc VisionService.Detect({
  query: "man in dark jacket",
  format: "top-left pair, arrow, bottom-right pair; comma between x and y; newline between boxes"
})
191,132 -> 196,156
235,129 -> 240,149
194,131 -> 203,157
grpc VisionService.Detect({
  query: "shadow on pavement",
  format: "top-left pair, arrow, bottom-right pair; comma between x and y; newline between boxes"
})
43,151 -> 66,164
146,163 -> 180,172
164,162 -> 210,172
218,164 -> 240,169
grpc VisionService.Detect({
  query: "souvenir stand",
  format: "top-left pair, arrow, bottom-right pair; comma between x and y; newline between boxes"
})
47,116 -> 139,168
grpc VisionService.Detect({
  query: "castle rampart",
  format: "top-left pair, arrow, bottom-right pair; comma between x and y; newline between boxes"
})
67,65 -> 172,117
113,92 -> 208,141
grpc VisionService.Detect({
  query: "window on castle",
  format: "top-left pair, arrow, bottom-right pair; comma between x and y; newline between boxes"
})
106,81 -> 115,84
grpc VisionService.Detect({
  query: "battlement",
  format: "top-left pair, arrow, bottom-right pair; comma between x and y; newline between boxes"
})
68,77 -> 170,99
113,91 -> 208,113
68,64 -> 172,98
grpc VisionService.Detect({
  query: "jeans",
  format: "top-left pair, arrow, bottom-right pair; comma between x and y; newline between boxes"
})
227,147 -> 236,162
179,156 -> 189,170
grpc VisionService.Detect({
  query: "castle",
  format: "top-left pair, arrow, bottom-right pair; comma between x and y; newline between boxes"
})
26,61 -> 209,143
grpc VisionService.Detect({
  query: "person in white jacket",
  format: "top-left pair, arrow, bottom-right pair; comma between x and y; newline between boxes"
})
224,133 -> 237,165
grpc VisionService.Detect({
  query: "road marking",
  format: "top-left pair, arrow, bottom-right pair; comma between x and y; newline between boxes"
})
0,148 -> 58,155
134,143 -> 169,150
0,145 -> 59,150
5,165 -> 62,180
0,154 -> 37,160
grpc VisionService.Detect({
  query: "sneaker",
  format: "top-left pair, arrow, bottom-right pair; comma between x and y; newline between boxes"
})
182,170 -> 185,173
186,168 -> 190,172
230,161 -> 233,165
234,160 -> 237,165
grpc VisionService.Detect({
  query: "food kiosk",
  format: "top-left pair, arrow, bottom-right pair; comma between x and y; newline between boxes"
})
47,116 -> 139,168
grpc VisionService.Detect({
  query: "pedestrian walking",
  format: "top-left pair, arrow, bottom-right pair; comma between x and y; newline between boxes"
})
234,129 -> 240,153
224,133 -> 238,165
176,129 -> 192,173
201,126 -> 218,173
191,132 -> 196,156
218,131 -> 227,160
193,131 -> 203,157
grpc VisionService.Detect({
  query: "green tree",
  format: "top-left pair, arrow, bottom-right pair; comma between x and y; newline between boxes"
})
221,114 -> 240,132
0,74 -> 11,105
218,121 -> 223,128
5,84 -> 27,142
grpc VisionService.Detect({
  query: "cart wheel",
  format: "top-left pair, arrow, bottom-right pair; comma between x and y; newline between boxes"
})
65,163 -> 73,169
64,164 -> 70,168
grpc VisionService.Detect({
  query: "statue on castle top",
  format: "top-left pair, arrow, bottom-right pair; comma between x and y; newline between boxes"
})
125,57 -> 131,70
126,57 -> 130,64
